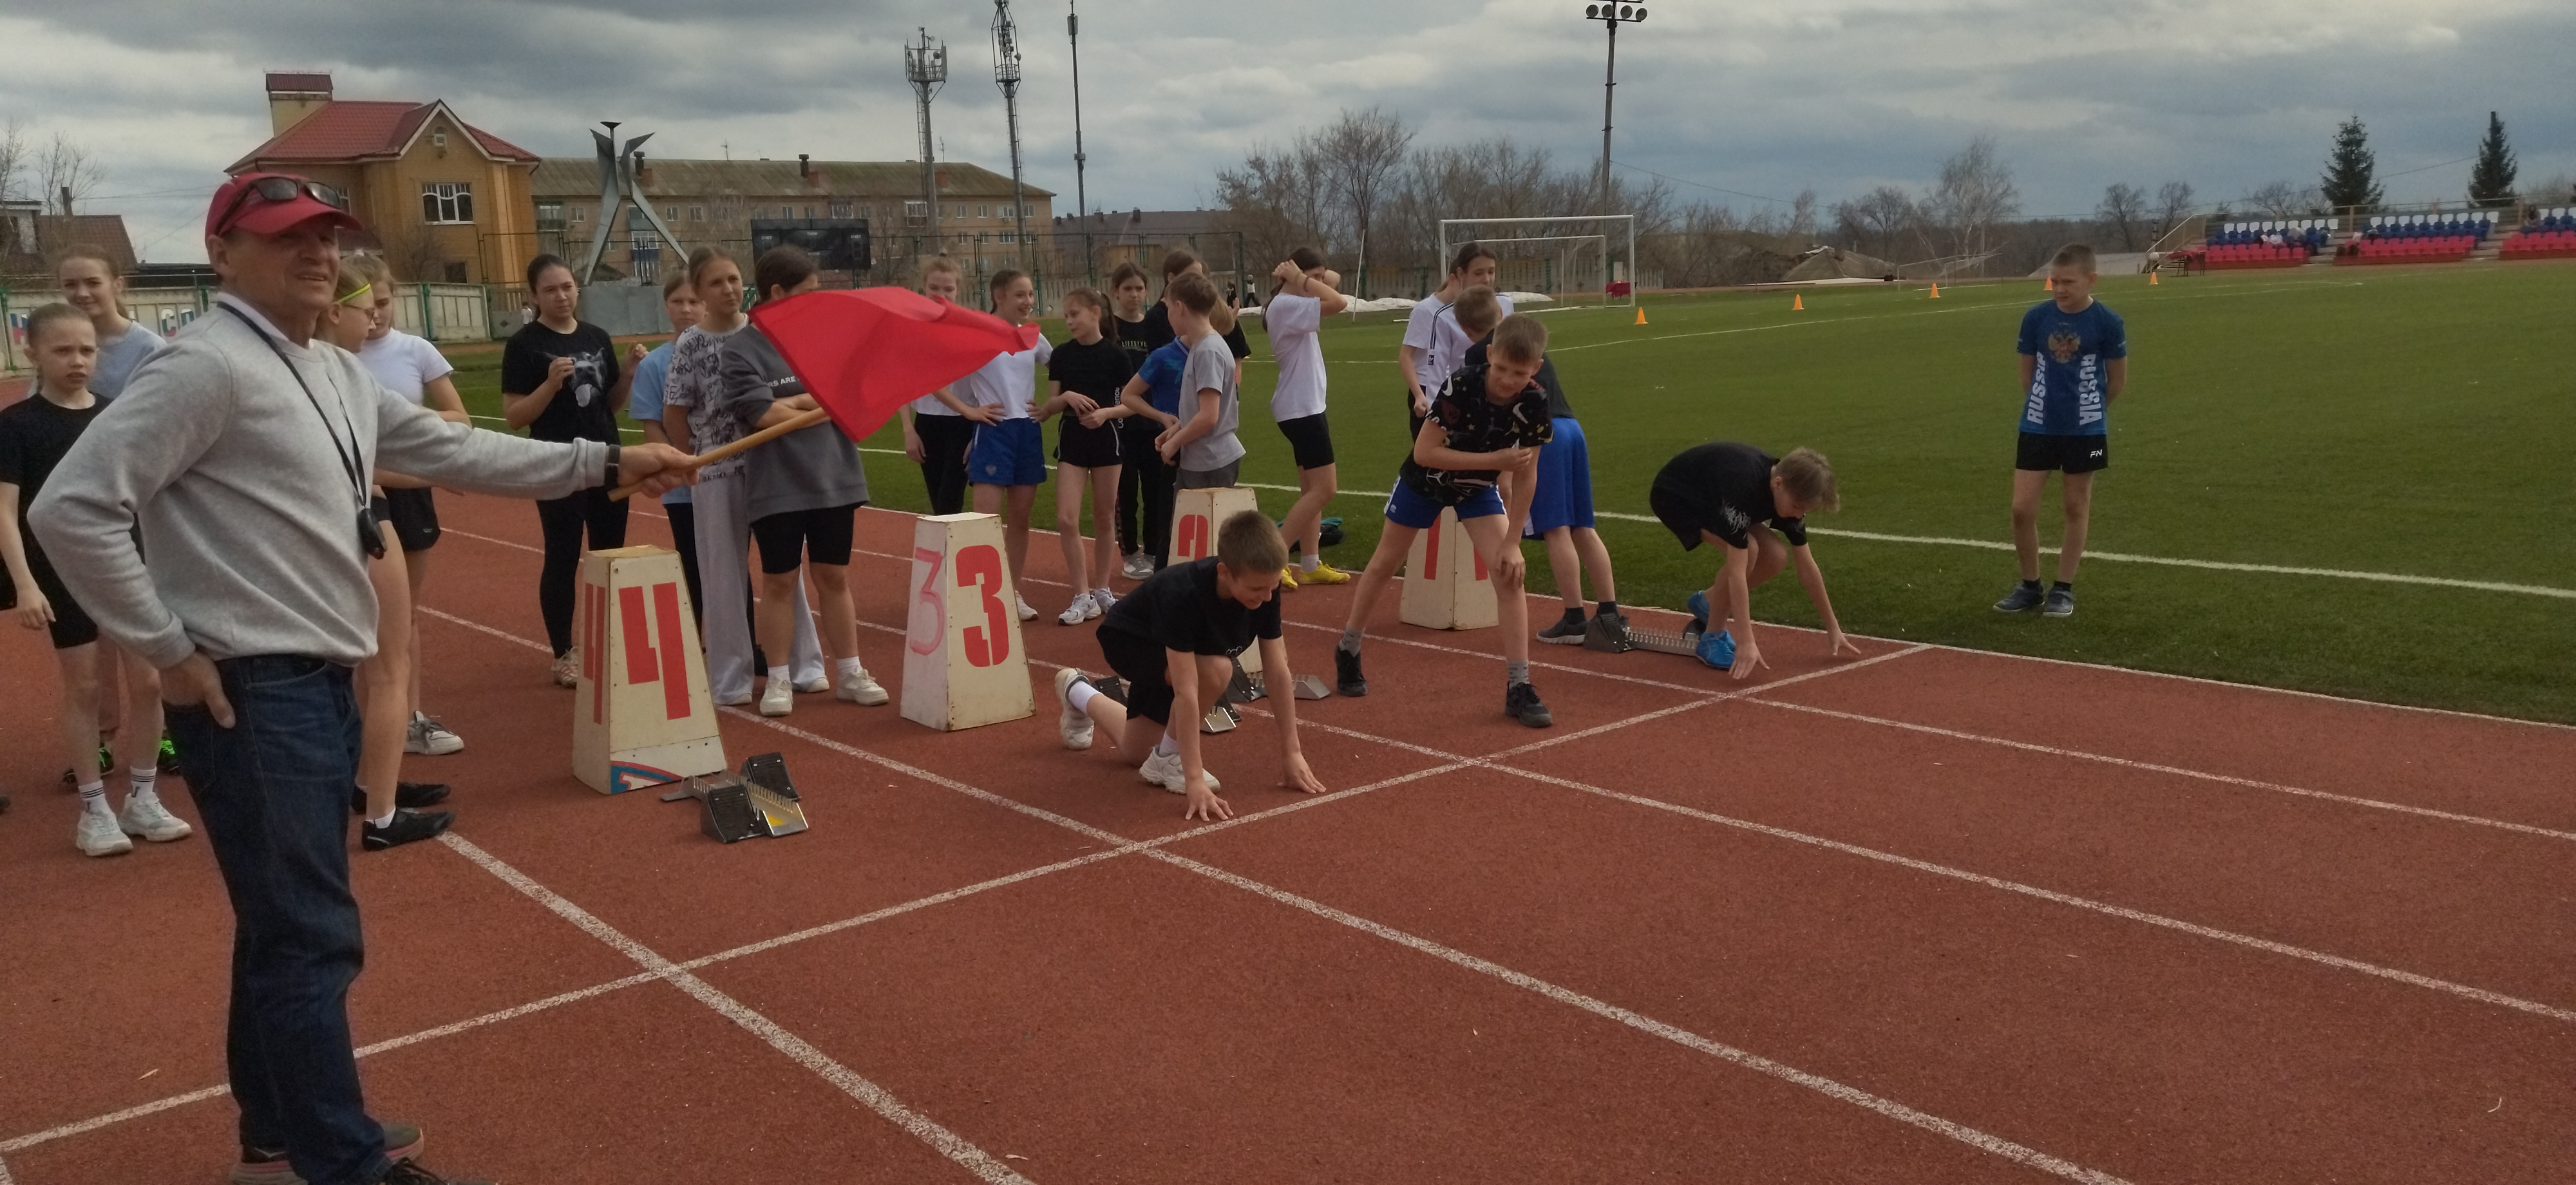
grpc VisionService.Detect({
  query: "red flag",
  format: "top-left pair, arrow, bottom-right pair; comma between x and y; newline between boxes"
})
747,287 -> 1040,442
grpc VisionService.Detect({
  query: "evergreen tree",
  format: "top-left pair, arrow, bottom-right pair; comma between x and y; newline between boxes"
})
2467,111 -> 2517,209
2319,116 -> 2383,216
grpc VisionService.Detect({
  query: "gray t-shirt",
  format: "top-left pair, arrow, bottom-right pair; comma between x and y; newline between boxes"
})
715,326 -> 869,522
1176,332 -> 1244,473
663,322 -> 750,479
90,321 -> 166,399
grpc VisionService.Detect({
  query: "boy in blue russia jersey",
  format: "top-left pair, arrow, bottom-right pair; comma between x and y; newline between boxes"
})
1996,242 -> 2127,620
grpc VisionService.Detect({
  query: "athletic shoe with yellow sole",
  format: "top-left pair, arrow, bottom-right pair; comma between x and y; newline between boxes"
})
1278,565 -> 1300,591
1300,562 -> 1351,585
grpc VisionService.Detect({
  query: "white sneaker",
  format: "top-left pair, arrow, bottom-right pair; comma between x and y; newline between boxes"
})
405,713 -> 464,755
118,794 -> 193,842
795,675 -> 832,694
1054,667 -> 1095,750
716,691 -> 754,707
1016,593 -> 1038,622
759,679 -> 794,717
1094,589 -> 1119,612
1137,749 -> 1220,795
1121,553 -> 1153,580
77,808 -> 134,857
836,667 -> 890,706
1057,592 -> 1098,625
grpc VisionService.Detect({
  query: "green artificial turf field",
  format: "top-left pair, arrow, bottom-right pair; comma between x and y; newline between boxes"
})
446,263 -> 2576,723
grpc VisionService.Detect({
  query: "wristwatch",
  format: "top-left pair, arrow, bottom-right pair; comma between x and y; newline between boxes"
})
605,443 -> 621,489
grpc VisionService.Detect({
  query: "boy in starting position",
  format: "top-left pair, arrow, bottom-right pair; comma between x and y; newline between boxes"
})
1334,306 -> 1557,728
1054,510 -> 1327,820
1996,242 -> 2126,619
1647,442 -> 1861,679
0,304 -> 192,856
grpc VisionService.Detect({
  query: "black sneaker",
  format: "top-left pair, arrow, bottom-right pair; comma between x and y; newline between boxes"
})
1334,646 -> 1368,697
1506,681 -> 1554,728
379,1159 -> 493,1185
2042,586 -> 2076,618
350,782 -> 451,815
1993,582 -> 2045,612
233,1121 -> 422,1184
363,808 -> 454,851
1537,611 -> 1589,646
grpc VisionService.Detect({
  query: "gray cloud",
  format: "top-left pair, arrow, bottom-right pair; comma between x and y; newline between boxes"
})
5,0 -> 2568,263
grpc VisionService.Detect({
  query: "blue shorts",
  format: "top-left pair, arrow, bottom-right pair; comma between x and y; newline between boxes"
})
967,418 -> 1047,488
1522,417 -> 1595,536
1385,479 -> 1504,531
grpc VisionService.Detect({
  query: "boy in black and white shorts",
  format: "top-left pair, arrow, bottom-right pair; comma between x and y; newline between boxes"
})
1263,249 -> 1352,588
1053,509 -> 1327,820
1043,287 -> 1135,623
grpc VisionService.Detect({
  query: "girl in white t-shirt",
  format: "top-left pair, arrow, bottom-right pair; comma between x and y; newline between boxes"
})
1398,242 -> 1506,421
346,255 -> 471,758
1262,249 -> 1352,588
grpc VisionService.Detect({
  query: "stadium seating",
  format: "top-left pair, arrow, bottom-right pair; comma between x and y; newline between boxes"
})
2499,207 -> 2576,260
2333,211 -> 2497,265
2202,217 -> 2329,269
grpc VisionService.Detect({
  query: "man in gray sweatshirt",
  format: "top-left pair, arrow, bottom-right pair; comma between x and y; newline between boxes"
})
30,173 -> 690,1185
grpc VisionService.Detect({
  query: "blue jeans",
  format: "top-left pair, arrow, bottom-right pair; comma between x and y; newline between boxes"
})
168,656 -> 388,1185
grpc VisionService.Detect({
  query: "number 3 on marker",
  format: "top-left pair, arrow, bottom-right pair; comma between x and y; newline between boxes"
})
954,544 -> 1010,668
908,547 -> 947,656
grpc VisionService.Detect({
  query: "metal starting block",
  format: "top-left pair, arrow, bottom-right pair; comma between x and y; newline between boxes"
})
660,752 -> 806,843
1582,613 -> 1703,657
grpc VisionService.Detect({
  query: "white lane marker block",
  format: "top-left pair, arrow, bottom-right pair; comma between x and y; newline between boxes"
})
1400,506 -> 1497,630
573,546 -> 726,793
902,513 -> 1036,732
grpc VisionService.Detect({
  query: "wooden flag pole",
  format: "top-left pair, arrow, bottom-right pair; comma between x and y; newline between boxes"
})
609,407 -> 835,500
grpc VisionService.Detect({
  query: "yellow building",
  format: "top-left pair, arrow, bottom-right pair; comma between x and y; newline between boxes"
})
229,72 -> 541,285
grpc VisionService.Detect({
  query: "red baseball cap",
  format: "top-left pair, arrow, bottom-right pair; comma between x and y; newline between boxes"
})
207,172 -> 364,238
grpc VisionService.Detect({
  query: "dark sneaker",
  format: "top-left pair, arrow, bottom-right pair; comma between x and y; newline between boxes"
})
157,733 -> 183,776
2042,587 -> 2076,618
363,808 -> 454,851
1505,681 -> 1554,728
1536,612 -> 1589,645
1334,646 -> 1368,697
233,1121 -> 422,1184
379,1160 -> 493,1185
1993,582 -> 2045,612
350,782 -> 451,815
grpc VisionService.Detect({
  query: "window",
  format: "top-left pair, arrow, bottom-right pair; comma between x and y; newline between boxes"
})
829,202 -> 852,219
690,206 -> 705,222
664,205 -> 679,220
804,205 -> 817,219
904,200 -> 928,227
535,200 -> 565,231
571,205 -> 586,223
1000,231 -> 1018,244
432,130 -> 448,149
442,261 -> 467,283
421,182 -> 474,224
717,204 -> 735,221
976,204 -> 989,218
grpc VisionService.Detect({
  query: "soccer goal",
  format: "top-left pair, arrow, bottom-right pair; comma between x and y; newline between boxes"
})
1439,214 -> 1637,308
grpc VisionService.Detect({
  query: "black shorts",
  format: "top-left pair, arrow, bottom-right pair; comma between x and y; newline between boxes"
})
1277,412 -> 1334,469
1056,418 -> 1123,469
2016,431 -> 2110,474
28,553 -> 99,650
750,503 -> 859,574
380,486 -> 441,553
1097,625 -> 1177,725
1649,486 -> 1719,551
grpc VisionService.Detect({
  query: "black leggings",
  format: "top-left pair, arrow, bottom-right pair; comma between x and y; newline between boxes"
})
536,487 -> 630,656
1115,418 -> 1179,566
665,500 -> 705,627
916,413 -> 975,517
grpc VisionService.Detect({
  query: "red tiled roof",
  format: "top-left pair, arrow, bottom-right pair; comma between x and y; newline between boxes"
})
228,100 -> 539,172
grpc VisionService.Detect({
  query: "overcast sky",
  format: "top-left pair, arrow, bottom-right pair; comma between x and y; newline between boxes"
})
5,0 -> 2570,265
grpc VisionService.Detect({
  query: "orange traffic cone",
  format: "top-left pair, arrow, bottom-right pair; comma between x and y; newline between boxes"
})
2148,269 -> 2160,286
1634,306 -> 1647,325
1792,293 -> 1804,310
1929,283 -> 1941,299
2042,278 -> 2053,292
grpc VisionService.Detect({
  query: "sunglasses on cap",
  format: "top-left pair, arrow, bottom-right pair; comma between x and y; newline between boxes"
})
212,177 -> 352,236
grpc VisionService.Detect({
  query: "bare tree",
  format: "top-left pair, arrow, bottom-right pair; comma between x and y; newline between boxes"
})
1923,135 -> 2020,264
2094,182 -> 2148,249
1317,107 -> 1413,290
1213,135 -> 1332,267
1831,185 -> 1923,260
2152,181 -> 2196,236
39,131 -> 106,214
0,118 -> 28,206
2244,179 -> 2316,219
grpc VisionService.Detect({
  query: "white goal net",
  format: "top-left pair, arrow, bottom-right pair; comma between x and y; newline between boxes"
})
1439,215 -> 1637,307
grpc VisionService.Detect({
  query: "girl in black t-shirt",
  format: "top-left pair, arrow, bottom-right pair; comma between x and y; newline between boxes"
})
1040,287 -> 1137,625
501,253 -> 642,683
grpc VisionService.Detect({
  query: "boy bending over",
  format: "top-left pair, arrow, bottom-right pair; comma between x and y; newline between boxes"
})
1648,443 -> 1861,679
1054,510 -> 1328,820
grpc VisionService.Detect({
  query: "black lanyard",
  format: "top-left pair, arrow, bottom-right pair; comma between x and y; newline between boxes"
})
221,303 -> 384,559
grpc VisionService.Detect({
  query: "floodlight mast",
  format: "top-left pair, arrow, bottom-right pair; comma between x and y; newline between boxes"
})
1581,3 -> 1649,211
906,28 -> 949,258
1068,1 -> 1091,281
994,0 -> 1030,258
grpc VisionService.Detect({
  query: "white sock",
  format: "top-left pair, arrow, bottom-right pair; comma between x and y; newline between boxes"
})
369,808 -> 396,829
1303,555 -> 1319,573
1155,730 -> 1180,757
78,779 -> 108,813
835,656 -> 864,680
1066,678 -> 1099,713
768,664 -> 791,686
128,766 -> 158,808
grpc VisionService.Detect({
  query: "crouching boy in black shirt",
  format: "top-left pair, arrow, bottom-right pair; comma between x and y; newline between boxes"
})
1648,442 -> 1864,679
1054,509 -> 1330,819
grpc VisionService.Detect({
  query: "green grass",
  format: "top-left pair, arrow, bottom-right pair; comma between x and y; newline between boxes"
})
448,263 -> 2576,723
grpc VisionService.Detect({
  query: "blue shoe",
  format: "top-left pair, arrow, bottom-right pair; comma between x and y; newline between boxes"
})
1696,629 -> 1736,669
1685,591 -> 1710,634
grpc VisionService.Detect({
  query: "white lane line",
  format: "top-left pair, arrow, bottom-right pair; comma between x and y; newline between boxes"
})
436,833 -> 1038,1185
0,1084 -> 238,1156
1146,848 -> 2131,1184
1749,698 -> 2576,844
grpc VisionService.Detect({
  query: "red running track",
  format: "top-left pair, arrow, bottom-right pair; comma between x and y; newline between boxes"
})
3,492 -> 2572,1184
